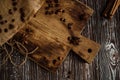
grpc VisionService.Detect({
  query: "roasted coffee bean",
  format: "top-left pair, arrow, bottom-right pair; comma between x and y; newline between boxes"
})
0,15 -> 3,20
11,19 -> 15,22
4,20 -> 7,23
9,24 -> 14,29
79,14 -> 84,20
52,59 -> 57,65
4,28 -> 8,32
45,11 -> 49,15
12,0 -> 16,2
55,10 -> 59,14
8,9 -> 13,14
19,8 -> 25,22
0,28 -> 2,33
12,2 -> 17,6
67,23 -> 73,29
0,21 -> 4,25
20,16 -> 25,22
45,7 -> 49,10
13,7 -> 17,11
48,4 -> 53,8
55,3 -> 60,7
54,0 -> 59,3
61,10 -> 65,13
62,19 -> 66,22
60,18 -> 66,22
88,48 -> 92,53
19,8 -> 25,17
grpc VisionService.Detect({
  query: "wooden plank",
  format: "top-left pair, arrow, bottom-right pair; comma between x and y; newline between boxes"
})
10,0 -> 100,72
72,35 -> 100,63
34,0 -> 93,35
12,23 -> 71,72
31,0 -> 100,63
0,0 -> 44,46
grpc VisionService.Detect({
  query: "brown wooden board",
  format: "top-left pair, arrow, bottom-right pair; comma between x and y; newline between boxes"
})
11,0 -> 100,72
0,0 -> 45,46
72,35 -> 100,63
12,23 -> 71,72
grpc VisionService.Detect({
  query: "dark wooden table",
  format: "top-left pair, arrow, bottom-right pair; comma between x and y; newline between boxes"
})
0,0 -> 120,80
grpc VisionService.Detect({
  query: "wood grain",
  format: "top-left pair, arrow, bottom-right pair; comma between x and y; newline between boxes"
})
0,0 -> 44,45
0,0 -> 120,80
10,0 -> 99,71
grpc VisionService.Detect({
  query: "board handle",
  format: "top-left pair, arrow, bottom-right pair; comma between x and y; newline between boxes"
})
72,35 -> 100,63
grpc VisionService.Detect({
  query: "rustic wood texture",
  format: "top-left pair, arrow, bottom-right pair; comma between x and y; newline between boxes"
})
10,0 -> 99,71
0,0 -> 120,80
0,0 -> 44,45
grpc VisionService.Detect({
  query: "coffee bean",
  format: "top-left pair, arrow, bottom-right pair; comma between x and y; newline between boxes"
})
4,20 -> 7,23
9,24 -> 14,29
67,23 -> 73,29
13,7 -> 17,11
0,21 -> 4,25
54,0 -> 59,3
11,19 -> 15,22
45,11 -> 49,15
60,18 -> 66,22
55,4 -> 60,7
4,28 -> 8,32
19,8 -> 25,22
79,14 -> 84,20
12,0 -> 16,2
12,2 -> 17,6
0,15 -> 3,20
0,28 -> 2,33
8,9 -> 13,14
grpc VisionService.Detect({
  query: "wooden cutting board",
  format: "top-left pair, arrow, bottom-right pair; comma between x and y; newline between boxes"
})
11,0 -> 100,72
0,0 -> 44,46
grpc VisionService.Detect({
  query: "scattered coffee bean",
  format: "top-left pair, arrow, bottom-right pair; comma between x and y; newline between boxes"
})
60,18 -> 66,22
79,14 -> 84,20
67,23 -> 73,29
54,0 -> 59,3
46,0 -> 52,3
55,10 -> 59,14
48,4 -> 53,8
19,8 -> 25,22
19,8 -> 25,17
68,36 -> 80,45
49,11 -> 54,15
88,48 -> 92,53
20,16 -> 25,22
4,20 -> 7,23
13,7 -> 17,11
12,0 -> 16,2
45,7 -> 49,10
9,24 -> 14,29
4,28 -> 8,32
55,3 -> 60,7
33,14 -> 36,18
0,28 -> 2,33
0,15 -> 3,20
12,2 -> 17,6
11,19 -> 15,22
8,9 -> 13,14
0,21 -> 4,25
52,59 -> 57,65
45,11 -> 49,15
61,10 -> 65,13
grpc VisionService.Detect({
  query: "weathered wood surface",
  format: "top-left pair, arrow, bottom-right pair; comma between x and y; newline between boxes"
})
0,0 -> 120,80
0,0 -> 44,45
10,0 -> 99,71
